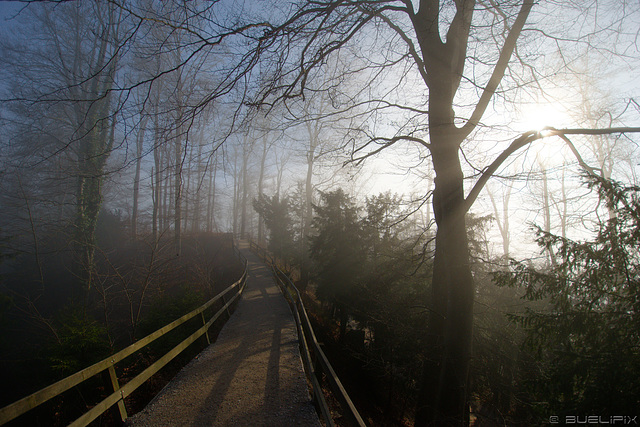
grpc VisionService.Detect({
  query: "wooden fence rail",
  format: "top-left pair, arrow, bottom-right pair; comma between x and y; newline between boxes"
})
249,241 -> 367,427
0,245 -> 248,427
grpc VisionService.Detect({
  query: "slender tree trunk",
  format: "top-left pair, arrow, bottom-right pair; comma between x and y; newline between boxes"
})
232,152 -> 240,236
206,156 -> 217,232
162,149 -> 169,233
206,161 -> 213,233
183,144 -> 192,234
192,143 -> 203,233
132,117 -> 148,238
151,166 -> 157,239
152,124 -> 162,241
212,158 -> 218,231
240,147 -> 249,238
300,147 -> 315,289
488,184 -> 511,259
275,153 -> 285,201
257,137 -> 268,244
541,167 -> 556,266
174,132 -> 183,256
560,170 -> 568,238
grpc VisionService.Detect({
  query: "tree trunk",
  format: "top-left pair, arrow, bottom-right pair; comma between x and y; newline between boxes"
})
132,117 -> 148,238
192,142 -> 203,233
541,167 -> 556,266
152,166 -> 160,240
416,139 -> 474,427
174,132 -> 183,256
488,184 -> 511,259
232,152 -> 239,236
206,156 -> 218,232
300,146 -> 315,289
257,136 -> 268,245
240,147 -> 249,238
152,126 -> 162,242
162,149 -> 169,233
184,144 -> 192,234
72,4 -> 118,294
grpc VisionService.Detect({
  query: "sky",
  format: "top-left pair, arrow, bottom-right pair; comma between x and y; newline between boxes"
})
1,0 -> 639,261
0,1 -> 24,23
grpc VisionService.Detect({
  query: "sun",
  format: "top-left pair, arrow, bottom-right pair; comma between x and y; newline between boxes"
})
510,100 -> 577,167
514,101 -> 572,133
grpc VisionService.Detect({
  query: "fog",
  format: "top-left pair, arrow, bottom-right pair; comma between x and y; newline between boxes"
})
1,1 -> 639,425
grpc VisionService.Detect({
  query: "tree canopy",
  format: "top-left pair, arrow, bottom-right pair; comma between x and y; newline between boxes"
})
1,0 -> 640,425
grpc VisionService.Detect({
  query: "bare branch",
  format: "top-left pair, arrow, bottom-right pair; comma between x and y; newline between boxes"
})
460,0 -> 534,141
464,126 -> 640,213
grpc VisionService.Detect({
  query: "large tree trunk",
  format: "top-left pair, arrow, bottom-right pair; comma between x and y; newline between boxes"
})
72,3 -> 119,294
75,111 -> 115,292
411,0 -> 533,422
414,6 -> 475,412
416,138 -> 474,427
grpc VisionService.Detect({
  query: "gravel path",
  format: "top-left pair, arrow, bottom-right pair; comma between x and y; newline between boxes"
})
128,241 -> 321,427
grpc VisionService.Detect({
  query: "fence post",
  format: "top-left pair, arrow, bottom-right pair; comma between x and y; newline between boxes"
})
220,293 -> 232,318
107,362 -> 128,422
201,312 -> 211,345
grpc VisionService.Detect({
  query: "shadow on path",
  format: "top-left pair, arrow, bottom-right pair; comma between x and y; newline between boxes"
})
128,241 -> 320,427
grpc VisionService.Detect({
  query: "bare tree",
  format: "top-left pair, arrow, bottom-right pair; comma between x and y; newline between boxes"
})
247,1 -> 640,424
132,114 -> 149,238
2,1 -> 639,424
0,1 -> 134,293
487,182 -> 512,259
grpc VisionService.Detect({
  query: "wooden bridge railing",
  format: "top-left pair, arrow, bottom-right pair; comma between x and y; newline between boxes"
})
0,245 -> 248,427
249,241 -> 367,427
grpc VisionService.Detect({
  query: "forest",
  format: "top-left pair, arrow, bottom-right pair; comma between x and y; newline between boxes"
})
0,0 -> 639,426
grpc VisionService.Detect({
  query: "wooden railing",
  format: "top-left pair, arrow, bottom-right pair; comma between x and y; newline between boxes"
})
249,241 -> 367,427
0,246 -> 248,427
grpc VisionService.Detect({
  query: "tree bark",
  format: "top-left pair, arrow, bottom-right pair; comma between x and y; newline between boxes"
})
240,145 -> 250,238
174,131 -> 183,256
152,124 -> 162,242
416,134 -> 474,427
488,184 -> 511,259
413,0 -> 475,421
257,134 -> 269,244
206,156 -> 218,232
411,1 -> 533,423
132,117 -> 148,238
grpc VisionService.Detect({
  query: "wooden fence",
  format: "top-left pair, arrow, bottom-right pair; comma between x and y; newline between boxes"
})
0,246 -> 248,427
249,241 -> 366,427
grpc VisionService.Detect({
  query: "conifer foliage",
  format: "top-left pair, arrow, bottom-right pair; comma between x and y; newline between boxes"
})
494,174 -> 640,415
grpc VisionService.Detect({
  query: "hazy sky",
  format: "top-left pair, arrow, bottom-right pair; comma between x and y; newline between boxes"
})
0,1 -> 23,21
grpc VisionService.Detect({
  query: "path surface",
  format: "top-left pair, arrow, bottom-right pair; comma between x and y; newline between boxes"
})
128,241 -> 320,427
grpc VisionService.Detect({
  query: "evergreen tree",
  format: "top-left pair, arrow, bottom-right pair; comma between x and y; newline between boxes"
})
253,194 -> 295,263
494,174 -> 640,416
310,189 -> 364,341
